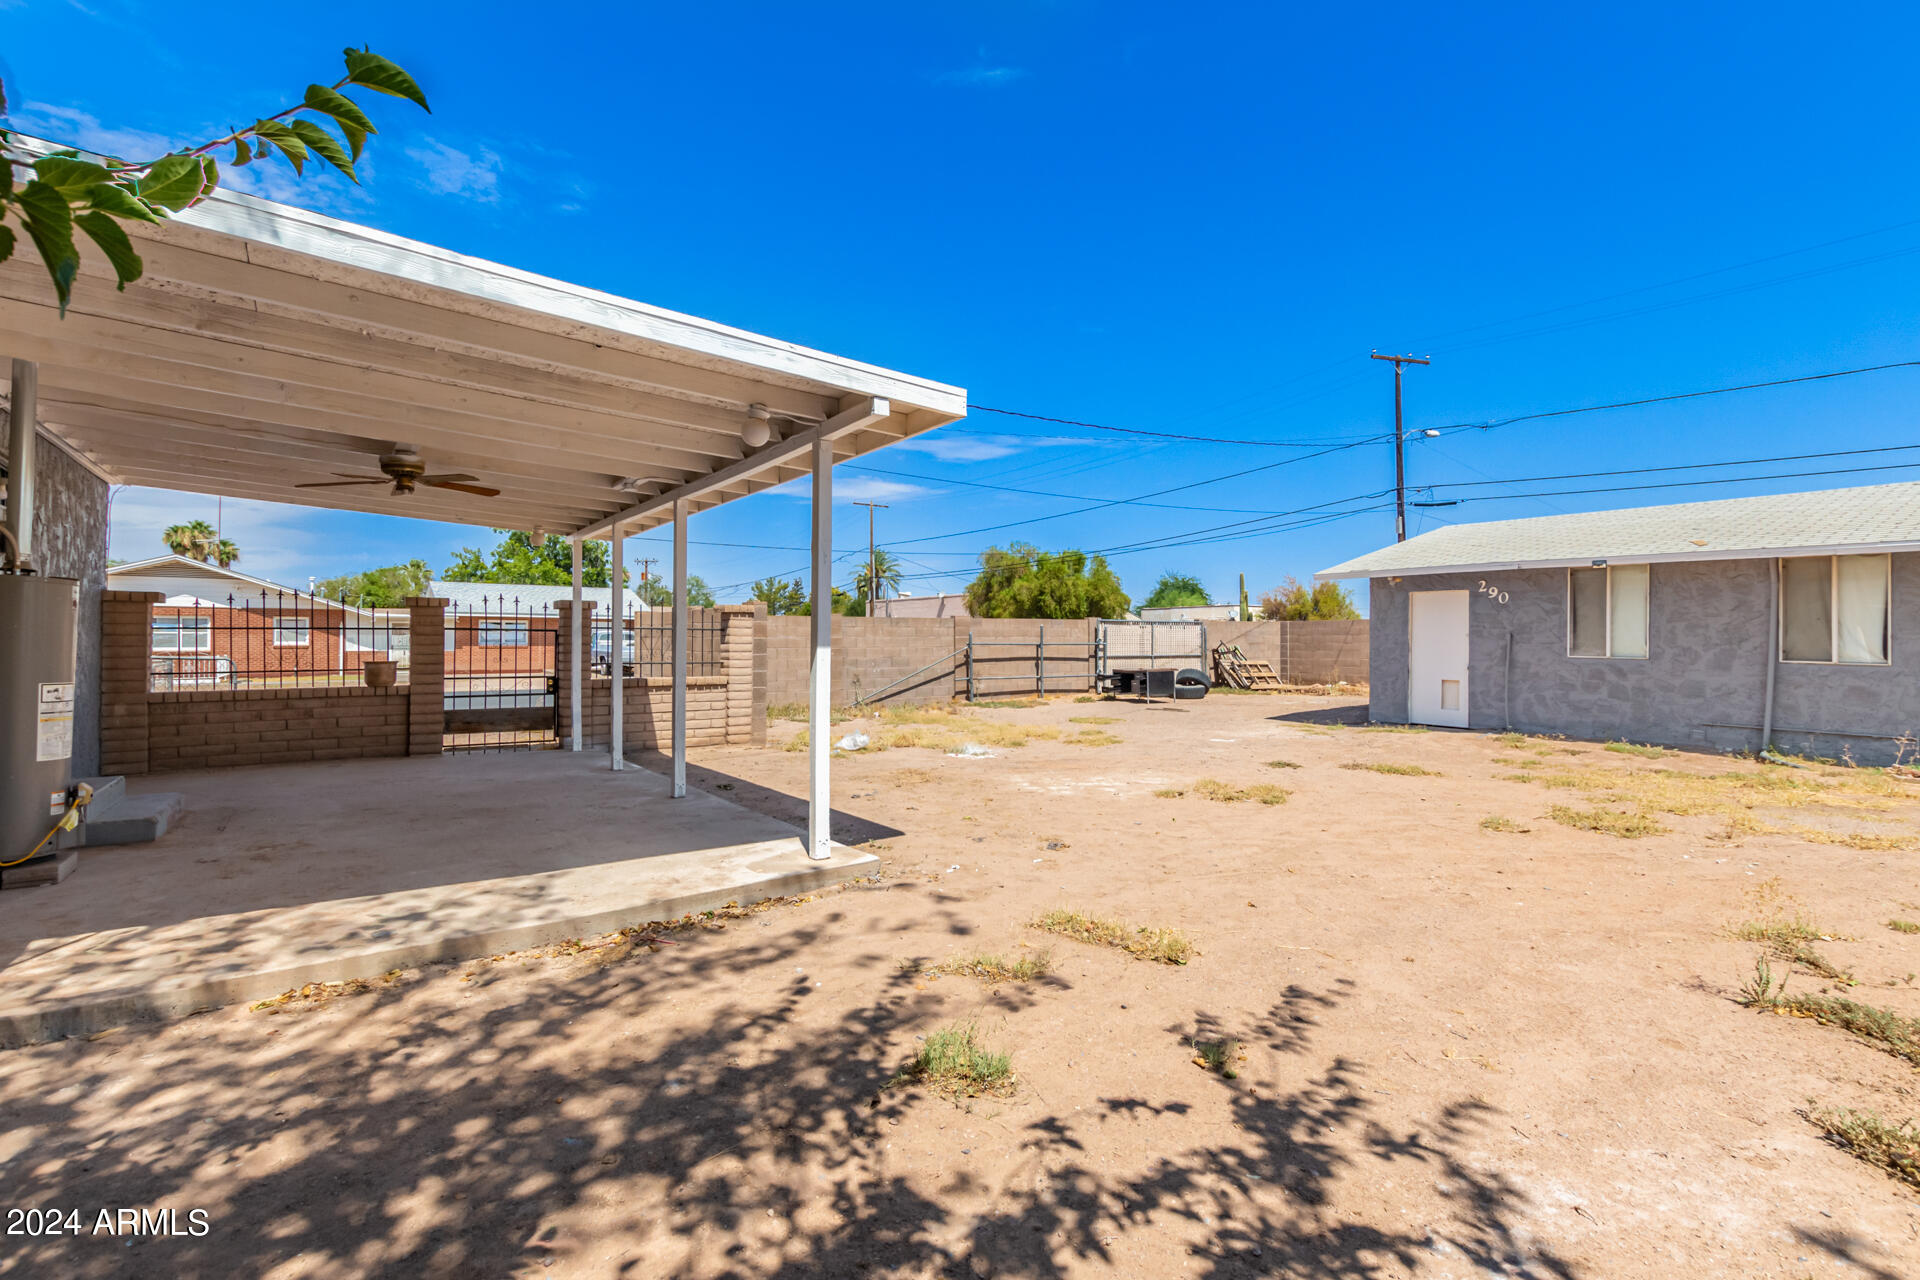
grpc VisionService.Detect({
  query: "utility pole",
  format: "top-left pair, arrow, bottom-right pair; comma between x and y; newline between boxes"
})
852,502 -> 888,617
635,556 -> 657,594
1371,351 -> 1431,542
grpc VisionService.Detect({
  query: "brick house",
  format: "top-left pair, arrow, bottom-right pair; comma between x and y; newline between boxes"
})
108,556 -> 404,689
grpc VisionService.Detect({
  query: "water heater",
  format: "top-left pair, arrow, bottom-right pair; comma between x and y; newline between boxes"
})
0,575 -> 80,867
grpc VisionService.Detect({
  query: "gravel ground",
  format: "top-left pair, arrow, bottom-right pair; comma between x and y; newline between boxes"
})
4,691 -> 1919,1279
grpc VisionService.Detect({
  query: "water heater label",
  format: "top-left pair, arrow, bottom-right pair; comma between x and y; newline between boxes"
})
36,682 -> 75,763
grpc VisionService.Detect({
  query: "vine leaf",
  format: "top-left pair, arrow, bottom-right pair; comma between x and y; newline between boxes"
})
75,210 -> 143,289
287,119 -> 356,182
343,48 -> 430,111
17,179 -> 80,312
85,183 -> 164,223
251,120 -> 308,174
33,156 -> 115,198
137,153 -> 207,210
303,84 -> 377,156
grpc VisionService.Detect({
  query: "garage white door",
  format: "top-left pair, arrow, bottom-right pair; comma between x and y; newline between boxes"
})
1407,590 -> 1469,728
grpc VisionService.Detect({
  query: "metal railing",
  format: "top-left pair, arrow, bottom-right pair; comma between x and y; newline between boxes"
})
443,593 -> 561,753
147,589 -> 410,692
965,628 -> 1096,701
586,614 -> 724,679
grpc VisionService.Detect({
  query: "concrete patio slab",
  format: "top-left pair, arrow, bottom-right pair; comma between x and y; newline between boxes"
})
0,752 -> 876,1047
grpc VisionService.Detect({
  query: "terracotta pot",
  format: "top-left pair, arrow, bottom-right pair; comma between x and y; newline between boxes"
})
362,659 -> 399,688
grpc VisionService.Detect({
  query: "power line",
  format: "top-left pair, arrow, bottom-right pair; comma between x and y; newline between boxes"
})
1421,441 -> 1920,491
1428,360 -> 1920,438
841,462 -> 1315,515
1429,458 -> 1920,507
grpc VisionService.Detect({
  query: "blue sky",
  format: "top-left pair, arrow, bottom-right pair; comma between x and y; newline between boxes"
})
9,2 -> 1920,609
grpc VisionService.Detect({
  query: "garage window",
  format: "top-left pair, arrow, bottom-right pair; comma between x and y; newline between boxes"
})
1781,554 -> 1889,664
1567,564 -> 1649,659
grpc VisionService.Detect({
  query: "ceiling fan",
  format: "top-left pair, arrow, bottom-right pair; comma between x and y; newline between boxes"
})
295,447 -> 500,498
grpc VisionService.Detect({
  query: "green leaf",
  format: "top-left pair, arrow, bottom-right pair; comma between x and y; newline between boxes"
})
335,119 -> 369,163
137,153 -> 207,211
287,119 -> 356,182
252,120 -> 308,174
0,224 -> 14,264
303,84 -> 377,138
85,183 -> 164,223
17,180 -> 79,313
342,48 -> 431,112
32,156 -> 114,197
232,136 -> 253,166
75,210 -> 143,289
198,154 -> 218,199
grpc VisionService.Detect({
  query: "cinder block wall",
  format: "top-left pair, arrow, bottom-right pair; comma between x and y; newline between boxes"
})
555,602 -> 763,749
1208,619 -> 1370,685
147,688 -> 410,771
762,615 -> 1370,706
101,595 -> 425,776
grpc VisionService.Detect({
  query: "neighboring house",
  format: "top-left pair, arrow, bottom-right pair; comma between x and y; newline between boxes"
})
1316,481 -> 1920,762
108,555 -> 403,687
874,592 -> 971,619
429,580 -> 647,674
1137,604 -> 1243,622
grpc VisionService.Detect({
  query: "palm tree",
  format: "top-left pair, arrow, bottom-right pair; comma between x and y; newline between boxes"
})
852,548 -> 902,611
161,520 -> 218,561
210,539 -> 240,568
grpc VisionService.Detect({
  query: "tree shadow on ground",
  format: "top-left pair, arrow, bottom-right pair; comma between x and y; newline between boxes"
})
1,917 -> 1579,1278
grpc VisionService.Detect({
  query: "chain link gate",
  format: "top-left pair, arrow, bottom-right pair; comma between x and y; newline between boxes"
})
443,593 -> 562,753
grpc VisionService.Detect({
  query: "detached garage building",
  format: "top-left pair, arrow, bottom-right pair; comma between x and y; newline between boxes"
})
1316,480 -> 1920,761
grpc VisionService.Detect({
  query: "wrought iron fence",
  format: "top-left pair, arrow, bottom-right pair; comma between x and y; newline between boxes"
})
443,592 -> 561,753
146,589 -> 410,692
587,613 -> 724,679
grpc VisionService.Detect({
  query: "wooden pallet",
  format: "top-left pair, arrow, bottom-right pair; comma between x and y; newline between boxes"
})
1212,642 -> 1283,691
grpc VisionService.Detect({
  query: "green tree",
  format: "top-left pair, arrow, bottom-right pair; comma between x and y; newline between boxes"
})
1,50 -> 428,314
161,519 -> 217,560
1142,571 -> 1209,610
964,544 -> 1129,619
210,538 -> 240,568
1259,576 -> 1361,621
635,574 -> 715,608
442,531 -> 614,588
750,576 -> 808,615
315,559 -> 431,608
851,549 -> 902,612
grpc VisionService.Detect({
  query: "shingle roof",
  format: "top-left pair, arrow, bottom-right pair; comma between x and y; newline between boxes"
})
1316,480 -> 1920,580
429,580 -> 647,615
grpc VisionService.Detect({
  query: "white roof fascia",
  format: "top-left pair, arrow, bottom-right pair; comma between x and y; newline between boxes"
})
1316,538 -> 1920,581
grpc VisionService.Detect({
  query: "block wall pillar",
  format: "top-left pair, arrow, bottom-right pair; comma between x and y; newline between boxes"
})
99,589 -> 160,776
405,595 -> 448,757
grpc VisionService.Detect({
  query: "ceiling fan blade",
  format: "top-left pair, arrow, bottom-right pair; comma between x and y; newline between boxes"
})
419,473 -> 480,484
295,478 -> 389,488
422,479 -> 502,497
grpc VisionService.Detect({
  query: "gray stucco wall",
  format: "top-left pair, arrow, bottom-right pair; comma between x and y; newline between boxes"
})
1368,553 -> 1920,763
4,420 -> 109,777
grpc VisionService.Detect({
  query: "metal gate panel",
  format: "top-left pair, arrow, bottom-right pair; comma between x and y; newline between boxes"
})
443,594 -> 561,753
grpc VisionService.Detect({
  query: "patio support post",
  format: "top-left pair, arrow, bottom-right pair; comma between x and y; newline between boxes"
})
4,357 -> 36,570
807,436 -> 833,860
569,535 -> 583,752
609,523 -> 624,770
672,498 -> 688,798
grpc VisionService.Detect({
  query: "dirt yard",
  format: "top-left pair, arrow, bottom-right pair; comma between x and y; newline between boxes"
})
6,691 -> 1920,1279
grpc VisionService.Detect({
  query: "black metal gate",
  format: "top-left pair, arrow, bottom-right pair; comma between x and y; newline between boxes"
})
443,593 -> 561,753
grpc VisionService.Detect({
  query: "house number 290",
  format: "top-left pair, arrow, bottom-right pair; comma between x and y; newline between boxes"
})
1476,580 -> 1510,604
